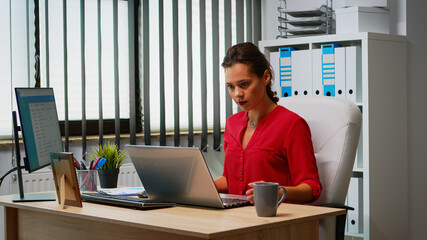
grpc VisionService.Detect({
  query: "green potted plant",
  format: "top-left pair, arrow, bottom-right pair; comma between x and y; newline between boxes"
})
89,141 -> 127,188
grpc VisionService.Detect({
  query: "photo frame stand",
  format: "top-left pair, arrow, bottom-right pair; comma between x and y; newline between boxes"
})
50,152 -> 82,209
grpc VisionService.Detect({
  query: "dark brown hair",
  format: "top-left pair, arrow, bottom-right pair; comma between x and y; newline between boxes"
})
222,42 -> 279,103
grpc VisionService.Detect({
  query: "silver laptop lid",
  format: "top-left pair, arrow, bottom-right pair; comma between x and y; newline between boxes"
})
126,145 -> 225,208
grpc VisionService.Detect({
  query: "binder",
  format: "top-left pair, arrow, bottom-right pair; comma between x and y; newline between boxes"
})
321,44 -> 341,97
279,47 -> 296,97
345,194 -> 350,233
335,47 -> 346,98
269,51 -> 281,98
292,49 -> 311,96
345,46 -> 362,103
347,177 -> 363,233
312,49 -> 323,96
356,128 -> 363,169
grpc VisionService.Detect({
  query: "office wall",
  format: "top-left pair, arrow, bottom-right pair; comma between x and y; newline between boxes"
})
406,1 -> 427,240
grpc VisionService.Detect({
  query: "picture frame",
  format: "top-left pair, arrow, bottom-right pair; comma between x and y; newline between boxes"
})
50,152 -> 82,209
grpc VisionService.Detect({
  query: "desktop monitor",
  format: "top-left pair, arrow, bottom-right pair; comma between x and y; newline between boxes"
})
13,87 -> 63,201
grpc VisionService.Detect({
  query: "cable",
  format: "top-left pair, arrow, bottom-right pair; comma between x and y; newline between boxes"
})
0,166 -> 24,187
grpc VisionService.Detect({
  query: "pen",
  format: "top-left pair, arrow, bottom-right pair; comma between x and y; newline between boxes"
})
74,160 -> 80,170
80,161 -> 87,170
93,157 -> 107,170
80,171 -> 90,187
92,156 -> 102,170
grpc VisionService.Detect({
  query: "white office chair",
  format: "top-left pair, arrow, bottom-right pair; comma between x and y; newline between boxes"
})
278,96 -> 362,240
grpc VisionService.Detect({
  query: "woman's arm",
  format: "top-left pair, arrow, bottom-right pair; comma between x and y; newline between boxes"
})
214,176 -> 228,193
284,118 -> 322,202
281,183 -> 313,202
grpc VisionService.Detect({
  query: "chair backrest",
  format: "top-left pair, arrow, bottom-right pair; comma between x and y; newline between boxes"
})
279,96 -> 362,240
278,96 -> 362,205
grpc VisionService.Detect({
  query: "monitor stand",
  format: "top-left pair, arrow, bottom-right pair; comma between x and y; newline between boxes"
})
12,192 -> 56,202
11,111 -> 56,202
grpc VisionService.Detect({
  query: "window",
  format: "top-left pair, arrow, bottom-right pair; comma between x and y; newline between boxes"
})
1,0 -> 261,152
41,0 -> 131,126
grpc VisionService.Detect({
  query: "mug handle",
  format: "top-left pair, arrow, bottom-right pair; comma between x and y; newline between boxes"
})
277,186 -> 286,207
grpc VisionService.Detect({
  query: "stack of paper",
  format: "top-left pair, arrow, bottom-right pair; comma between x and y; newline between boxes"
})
99,187 -> 145,196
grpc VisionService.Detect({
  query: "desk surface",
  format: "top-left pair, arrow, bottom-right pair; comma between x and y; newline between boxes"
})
0,194 -> 345,240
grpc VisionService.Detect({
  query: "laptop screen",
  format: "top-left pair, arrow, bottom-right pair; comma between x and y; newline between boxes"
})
127,145 -> 226,208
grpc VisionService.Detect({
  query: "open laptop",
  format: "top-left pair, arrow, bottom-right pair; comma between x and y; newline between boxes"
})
126,145 -> 250,208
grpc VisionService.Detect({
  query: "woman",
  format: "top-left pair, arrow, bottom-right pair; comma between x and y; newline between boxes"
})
214,42 -> 322,203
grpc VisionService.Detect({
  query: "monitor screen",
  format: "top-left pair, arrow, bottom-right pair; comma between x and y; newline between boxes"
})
15,88 -> 63,172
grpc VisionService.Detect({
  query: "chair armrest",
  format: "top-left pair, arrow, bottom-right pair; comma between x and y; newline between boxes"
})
319,203 -> 354,211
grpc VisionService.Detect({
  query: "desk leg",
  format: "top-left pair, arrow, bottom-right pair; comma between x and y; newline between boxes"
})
5,207 -> 18,240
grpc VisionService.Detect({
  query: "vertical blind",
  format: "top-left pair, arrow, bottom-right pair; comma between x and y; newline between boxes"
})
0,0 -> 36,138
142,0 -> 262,152
1,0 -> 261,156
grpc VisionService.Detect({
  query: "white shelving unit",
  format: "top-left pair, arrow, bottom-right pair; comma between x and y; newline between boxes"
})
259,32 -> 407,240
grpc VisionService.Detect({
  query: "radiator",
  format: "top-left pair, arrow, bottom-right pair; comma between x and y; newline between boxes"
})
21,170 -> 56,193
20,163 -> 142,193
117,164 -> 143,187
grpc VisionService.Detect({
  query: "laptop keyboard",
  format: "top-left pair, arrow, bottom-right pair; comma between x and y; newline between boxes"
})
81,192 -> 175,209
221,197 -> 250,208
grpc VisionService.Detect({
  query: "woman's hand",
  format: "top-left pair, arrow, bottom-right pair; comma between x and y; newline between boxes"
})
246,181 -> 287,204
214,176 -> 228,193
246,181 -> 265,204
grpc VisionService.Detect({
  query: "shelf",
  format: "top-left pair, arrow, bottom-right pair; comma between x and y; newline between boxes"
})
278,5 -> 330,18
260,33 -> 407,240
277,1 -> 334,39
345,232 -> 365,238
279,16 -> 327,27
278,25 -> 327,35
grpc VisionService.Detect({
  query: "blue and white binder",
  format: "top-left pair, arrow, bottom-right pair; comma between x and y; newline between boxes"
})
321,44 -> 341,97
279,47 -> 295,97
269,51 -> 281,98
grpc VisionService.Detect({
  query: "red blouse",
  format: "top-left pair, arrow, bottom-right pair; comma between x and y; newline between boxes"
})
222,105 -> 322,202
